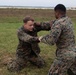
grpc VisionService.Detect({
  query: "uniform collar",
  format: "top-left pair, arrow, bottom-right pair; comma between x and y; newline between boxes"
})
57,15 -> 67,21
60,15 -> 66,18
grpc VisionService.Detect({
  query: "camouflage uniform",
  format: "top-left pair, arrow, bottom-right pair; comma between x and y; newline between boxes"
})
7,23 -> 50,72
40,16 -> 76,75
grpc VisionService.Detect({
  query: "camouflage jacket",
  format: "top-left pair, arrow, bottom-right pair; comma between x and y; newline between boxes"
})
16,23 -> 50,57
41,16 -> 76,54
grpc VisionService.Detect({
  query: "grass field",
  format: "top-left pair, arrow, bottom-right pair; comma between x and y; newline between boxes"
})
0,8 -> 76,75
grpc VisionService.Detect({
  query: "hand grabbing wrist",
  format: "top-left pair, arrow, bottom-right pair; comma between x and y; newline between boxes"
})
39,36 -> 43,42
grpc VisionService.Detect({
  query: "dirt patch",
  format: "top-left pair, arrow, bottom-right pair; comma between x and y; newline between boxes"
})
0,53 -> 13,67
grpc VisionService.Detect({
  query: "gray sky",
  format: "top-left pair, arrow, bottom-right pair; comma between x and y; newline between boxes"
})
0,0 -> 76,7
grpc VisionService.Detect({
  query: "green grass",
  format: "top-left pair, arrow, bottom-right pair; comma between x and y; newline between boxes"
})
0,8 -> 76,75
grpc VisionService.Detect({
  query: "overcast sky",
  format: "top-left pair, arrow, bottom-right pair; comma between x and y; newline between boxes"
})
0,0 -> 76,7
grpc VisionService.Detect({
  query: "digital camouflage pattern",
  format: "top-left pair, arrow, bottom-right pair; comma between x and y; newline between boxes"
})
7,22 -> 51,72
41,16 -> 76,75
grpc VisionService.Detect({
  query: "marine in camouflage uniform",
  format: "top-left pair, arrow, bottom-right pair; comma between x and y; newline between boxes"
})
7,17 -> 51,72
40,4 -> 76,75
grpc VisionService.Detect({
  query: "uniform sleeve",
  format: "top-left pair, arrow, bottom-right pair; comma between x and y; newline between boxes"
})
40,23 -> 62,45
34,22 -> 51,32
17,30 -> 39,43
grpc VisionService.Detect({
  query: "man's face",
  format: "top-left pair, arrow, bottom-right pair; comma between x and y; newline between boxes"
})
24,20 -> 34,31
54,11 -> 59,19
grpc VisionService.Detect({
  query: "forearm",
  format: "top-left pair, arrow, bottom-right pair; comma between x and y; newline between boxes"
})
18,32 -> 40,43
40,22 -> 51,30
27,37 -> 40,43
34,22 -> 51,31
34,20 -> 56,32
40,34 -> 55,45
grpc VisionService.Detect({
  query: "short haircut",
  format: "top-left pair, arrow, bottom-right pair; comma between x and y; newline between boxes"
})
54,4 -> 66,13
23,16 -> 34,23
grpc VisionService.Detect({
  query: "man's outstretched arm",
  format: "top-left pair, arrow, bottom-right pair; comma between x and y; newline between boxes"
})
39,23 -> 62,45
34,21 -> 55,32
17,30 -> 40,43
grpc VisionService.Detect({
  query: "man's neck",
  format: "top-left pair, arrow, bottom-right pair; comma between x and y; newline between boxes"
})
58,14 -> 66,19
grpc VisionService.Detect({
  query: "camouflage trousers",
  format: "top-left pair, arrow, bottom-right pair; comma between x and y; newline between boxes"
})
7,54 -> 45,72
48,50 -> 76,75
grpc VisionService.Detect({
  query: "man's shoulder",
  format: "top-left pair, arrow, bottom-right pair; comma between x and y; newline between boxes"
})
54,16 -> 71,25
17,26 -> 28,37
17,26 -> 24,33
56,16 -> 66,22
